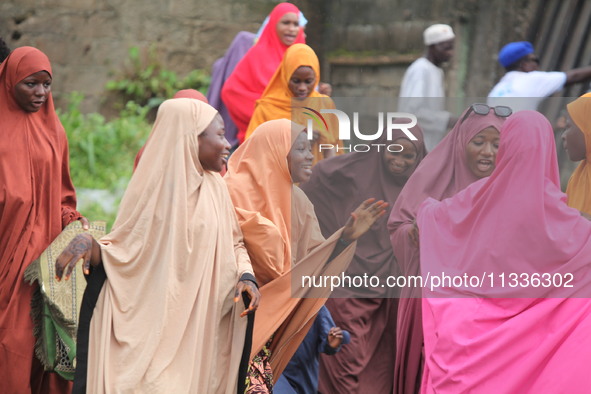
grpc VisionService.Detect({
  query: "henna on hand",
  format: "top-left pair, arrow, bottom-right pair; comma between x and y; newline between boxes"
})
70,233 -> 92,255
55,233 -> 97,280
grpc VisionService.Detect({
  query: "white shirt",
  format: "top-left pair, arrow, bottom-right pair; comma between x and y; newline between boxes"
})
487,70 -> 567,112
398,57 -> 451,151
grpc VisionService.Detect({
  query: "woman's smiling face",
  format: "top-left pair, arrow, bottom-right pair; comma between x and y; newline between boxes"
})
287,131 -> 314,183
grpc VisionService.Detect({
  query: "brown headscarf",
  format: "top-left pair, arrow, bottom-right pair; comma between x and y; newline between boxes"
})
225,119 -> 356,379
301,126 -> 426,393
0,46 -> 80,392
87,99 -> 253,393
303,126 -> 426,292
566,93 -> 591,214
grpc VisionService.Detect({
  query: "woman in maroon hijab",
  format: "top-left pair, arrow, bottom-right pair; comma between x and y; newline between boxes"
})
0,46 -> 87,393
300,126 -> 426,393
388,104 -> 508,393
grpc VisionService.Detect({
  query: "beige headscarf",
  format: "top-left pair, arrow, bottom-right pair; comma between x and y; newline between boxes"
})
87,98 -> 253,393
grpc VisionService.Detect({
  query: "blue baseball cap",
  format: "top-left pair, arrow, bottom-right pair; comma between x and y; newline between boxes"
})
498,41 -> 534,68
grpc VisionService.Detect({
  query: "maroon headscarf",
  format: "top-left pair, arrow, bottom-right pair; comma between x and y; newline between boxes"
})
172,89 -> 208,101
302,125 -> 426,294
301,125 -> 426,393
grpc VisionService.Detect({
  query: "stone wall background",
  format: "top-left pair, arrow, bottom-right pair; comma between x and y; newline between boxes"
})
0,0 -> 298,111
1,0 -> 588,115
314,0 -> 540,100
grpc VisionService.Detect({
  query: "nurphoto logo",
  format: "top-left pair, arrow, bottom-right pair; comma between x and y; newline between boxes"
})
302,107 -> 418,153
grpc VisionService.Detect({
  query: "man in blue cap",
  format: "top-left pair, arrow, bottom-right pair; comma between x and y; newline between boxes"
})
488,41 -> 591,111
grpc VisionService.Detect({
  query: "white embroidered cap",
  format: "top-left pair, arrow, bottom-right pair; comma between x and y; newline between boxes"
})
423,24 -> 455,46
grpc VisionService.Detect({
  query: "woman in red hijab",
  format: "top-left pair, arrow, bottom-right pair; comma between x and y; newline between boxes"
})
0,46 -> 87,393
221,2 -> 305,144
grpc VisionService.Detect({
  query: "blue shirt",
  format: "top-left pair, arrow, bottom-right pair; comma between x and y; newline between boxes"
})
274,306 -> 351,394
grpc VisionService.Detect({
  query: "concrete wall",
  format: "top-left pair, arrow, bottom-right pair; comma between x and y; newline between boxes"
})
0,0 -> 302,111
320,0 -> 541,99
0,0 -> 545,112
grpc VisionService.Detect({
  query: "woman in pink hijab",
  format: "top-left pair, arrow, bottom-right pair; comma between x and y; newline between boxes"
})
417,111 -> 591,392
388,104 -> 507,393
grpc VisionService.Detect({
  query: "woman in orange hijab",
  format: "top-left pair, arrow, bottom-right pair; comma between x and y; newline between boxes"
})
0,46 -> 87,393
224,119 -> 388,392
245,43 -> 341,164
564,93 -> 591,215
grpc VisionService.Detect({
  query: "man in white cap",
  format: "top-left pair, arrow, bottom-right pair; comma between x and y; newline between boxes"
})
488,41 -> 591,112
398,23 -> 457,151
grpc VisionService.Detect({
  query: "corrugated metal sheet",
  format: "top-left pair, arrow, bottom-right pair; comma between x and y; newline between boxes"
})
534,0 -> 591,120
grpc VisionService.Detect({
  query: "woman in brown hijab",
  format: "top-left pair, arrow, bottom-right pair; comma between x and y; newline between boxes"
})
0,46 -> 87,393
301,127 -> 426,393
224,119 -> 388,392
56,99 -> 260,393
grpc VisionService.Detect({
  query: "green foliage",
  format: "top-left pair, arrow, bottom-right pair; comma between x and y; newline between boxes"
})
105,46 -> 210,108
79,200 -> 117,231
58,92 -> 153,229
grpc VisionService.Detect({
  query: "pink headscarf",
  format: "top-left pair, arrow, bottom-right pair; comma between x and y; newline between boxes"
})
388,106 -> 506,230
417,111 -> 591,392
418,110 -> 591,298
387,106 -> 506,394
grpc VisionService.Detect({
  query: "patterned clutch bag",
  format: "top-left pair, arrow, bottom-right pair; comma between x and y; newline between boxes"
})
24,220 -> 106,380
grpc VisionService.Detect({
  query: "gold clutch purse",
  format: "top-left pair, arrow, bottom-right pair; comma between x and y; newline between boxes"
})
24,220 -> 106,380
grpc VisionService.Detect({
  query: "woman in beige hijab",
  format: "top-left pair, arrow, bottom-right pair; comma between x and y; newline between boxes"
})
55,98 -> 260,393
224,119 -> 388,392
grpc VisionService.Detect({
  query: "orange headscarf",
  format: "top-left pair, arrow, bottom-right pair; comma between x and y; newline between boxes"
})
245,43 -> 341,163
225,119 -> 295,283
0,46 -> 80,391
225,119 -> 356,379
566,93 -> 591,214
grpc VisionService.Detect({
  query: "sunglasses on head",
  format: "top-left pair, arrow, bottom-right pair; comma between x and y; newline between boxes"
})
461,103 -> 513,124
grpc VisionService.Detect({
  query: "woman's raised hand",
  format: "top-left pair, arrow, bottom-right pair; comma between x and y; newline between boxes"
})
341,198 -> 389,243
